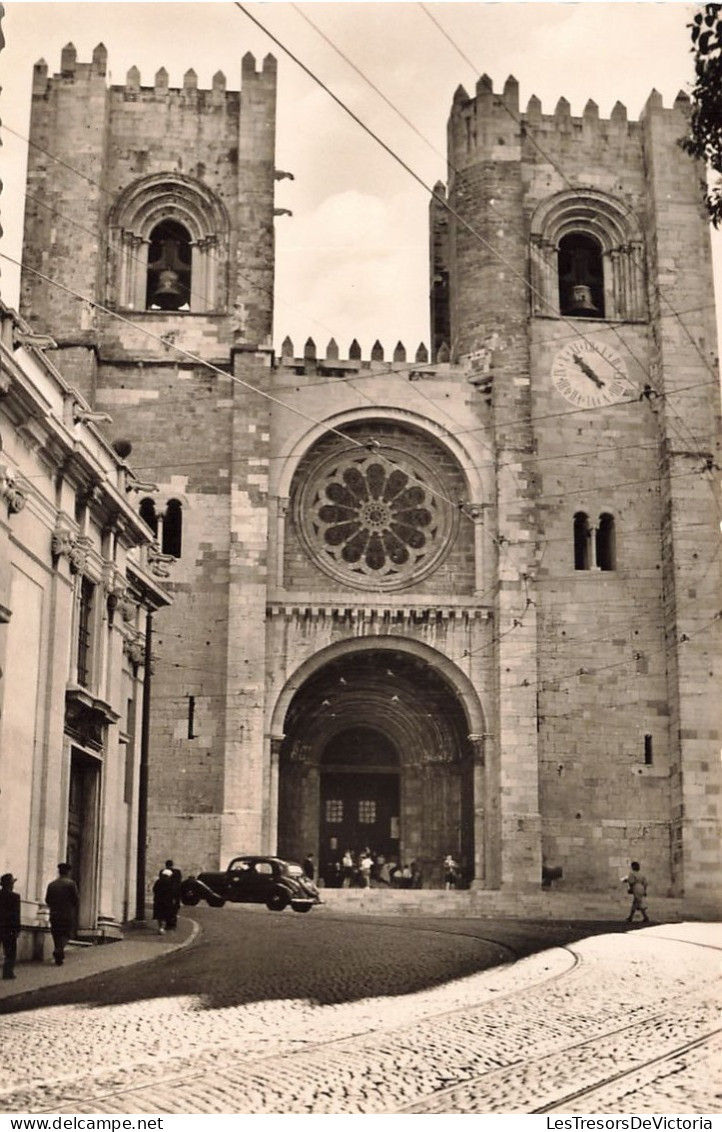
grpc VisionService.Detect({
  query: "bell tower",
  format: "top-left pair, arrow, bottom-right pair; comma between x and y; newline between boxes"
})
20,45 -> 281,873
431,78 -> 722,904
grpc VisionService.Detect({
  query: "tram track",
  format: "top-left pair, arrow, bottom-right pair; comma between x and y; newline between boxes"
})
3,923 -> 719,1115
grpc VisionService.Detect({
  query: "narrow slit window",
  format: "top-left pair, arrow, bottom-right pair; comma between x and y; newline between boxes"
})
77,576 -> 95,688
187,694 -> 196,740
644,734 -> 653,765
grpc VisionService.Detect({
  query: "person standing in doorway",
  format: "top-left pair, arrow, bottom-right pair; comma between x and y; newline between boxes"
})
0,873 -> 21,980
622,861 -> 650,923
44,863 -> 79,966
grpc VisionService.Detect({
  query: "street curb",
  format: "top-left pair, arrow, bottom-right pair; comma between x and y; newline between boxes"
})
0,916 -> 202,1009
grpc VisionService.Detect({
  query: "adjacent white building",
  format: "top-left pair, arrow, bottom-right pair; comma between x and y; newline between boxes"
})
0,300 -> 170,951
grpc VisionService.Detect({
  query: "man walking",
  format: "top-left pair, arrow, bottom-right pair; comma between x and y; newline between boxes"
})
0,873 -> 21,980
622,860 -> 650,923
164,859 -> 182,929
45,863 -> 79,965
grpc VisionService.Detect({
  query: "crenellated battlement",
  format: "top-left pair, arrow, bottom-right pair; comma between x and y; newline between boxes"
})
32,44 -> 276,99
448,74 -> 692,164
276,336 -> 467,379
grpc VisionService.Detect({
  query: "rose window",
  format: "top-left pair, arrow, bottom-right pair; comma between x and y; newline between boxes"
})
297,446 -> 457,590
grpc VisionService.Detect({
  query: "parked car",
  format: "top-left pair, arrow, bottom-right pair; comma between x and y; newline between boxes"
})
180,855 -> 322,913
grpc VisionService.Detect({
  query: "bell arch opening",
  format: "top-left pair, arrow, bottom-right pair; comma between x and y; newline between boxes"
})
276,647 -> 478,888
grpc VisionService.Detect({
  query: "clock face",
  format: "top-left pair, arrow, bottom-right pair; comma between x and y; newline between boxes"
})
551,339 -> 632,408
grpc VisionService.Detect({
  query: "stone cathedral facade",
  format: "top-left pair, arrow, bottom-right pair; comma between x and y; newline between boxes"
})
19,45 -> 721,909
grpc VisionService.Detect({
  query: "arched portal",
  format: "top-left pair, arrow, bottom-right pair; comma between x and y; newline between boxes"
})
277,647 -> 479,887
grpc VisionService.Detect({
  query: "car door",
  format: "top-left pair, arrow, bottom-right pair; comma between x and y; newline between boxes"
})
226,858 -> 254,902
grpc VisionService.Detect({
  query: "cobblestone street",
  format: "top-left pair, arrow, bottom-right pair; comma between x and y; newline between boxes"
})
1,910 -> 719,1114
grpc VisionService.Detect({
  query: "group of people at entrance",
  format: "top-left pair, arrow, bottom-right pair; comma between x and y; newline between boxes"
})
319,848 -> 423,889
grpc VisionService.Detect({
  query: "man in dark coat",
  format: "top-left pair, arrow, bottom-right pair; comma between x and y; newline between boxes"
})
152,868 -> 177,934
45,863 -> 79,966
163,859 -> 182,929
0,873 -> 21,980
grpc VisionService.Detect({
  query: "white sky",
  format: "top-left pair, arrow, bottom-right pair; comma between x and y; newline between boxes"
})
1,0 -> 720,358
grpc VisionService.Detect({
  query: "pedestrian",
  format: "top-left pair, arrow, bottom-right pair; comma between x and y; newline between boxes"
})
359,849 -> 373,888
443,854 -> 460,890
152,867 -> 177,934
410,860 -> 423,890
302,853 -> 315,882
0,873 -> 21,980
341,849 -> 354,888
622,861 -> 650,923
44,863 -> 79,966
164,859 -> 182,929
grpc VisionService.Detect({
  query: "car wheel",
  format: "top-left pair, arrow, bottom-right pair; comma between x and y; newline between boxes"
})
181,886 -> 201,906
207,896 -> 226,908
292,903 -> 313,913
266,889 -> 289,912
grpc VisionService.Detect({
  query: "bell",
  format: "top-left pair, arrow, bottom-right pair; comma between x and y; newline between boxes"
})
569,283 -> 598,315
151,268 -> 184,311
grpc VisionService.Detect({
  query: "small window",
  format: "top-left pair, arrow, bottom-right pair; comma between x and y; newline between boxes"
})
146,219 -> 192,311
359,800 -> 376,824
325,800 -> 343,824
559,233 -> 605,318
644,734 -> 653,765
574,512 -> 591,570
77,576 -> 95,688
139,497 -> 158,536
596,513 -> 616,571
254,861 -> 273,876
163,499 -> 183,558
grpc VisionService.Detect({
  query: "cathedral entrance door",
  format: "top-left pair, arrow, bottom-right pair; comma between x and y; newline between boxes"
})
320,771 -> 400,878
319,726 -> 400,886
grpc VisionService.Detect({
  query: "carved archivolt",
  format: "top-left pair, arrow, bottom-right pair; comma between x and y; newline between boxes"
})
530,189 -> 646,321
108,173 -> 230,312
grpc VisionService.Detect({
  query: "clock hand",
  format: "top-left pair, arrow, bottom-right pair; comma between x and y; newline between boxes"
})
571,353 -> 605,388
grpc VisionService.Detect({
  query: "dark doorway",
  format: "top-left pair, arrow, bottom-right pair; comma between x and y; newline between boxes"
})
67,749 -> 100,929
320,728 -> 400,884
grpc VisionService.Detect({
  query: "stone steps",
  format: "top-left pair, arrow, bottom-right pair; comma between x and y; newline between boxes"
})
318,887 -> 720,921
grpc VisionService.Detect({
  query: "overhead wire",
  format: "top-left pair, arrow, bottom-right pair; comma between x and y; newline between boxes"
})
4,121 -> 719,497
234,0 -> 722,534
417,1 -> 719,465
5,12 -> 720,646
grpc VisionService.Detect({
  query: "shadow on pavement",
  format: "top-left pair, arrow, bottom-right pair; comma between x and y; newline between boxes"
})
0,908 -> 637,1015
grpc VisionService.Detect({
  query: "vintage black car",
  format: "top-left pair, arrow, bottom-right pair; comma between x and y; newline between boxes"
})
180,855 -> 322,913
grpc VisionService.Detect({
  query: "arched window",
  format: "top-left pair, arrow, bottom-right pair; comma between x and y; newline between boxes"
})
530,189 -> 646,321
596,512 -> 616,571
162,499 -> 183,558
146,220 -> 192,311
574,512 -> 591,570
108,173 -> 229,312
558,233 -> 604,318
139,497 -> 158,536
